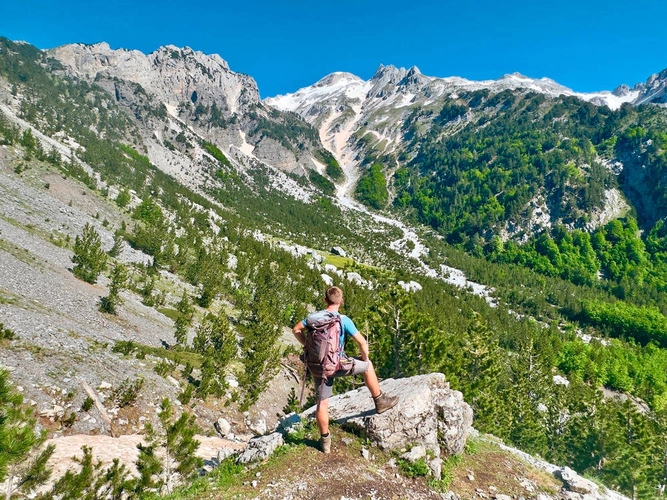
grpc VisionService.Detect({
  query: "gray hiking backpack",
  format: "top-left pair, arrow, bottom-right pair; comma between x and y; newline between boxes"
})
303,311 -> 344,380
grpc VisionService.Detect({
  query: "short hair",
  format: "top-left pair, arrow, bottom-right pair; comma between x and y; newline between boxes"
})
325,286 -> 343,305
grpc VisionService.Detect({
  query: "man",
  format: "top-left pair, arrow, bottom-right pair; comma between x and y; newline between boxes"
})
292,286 -> 399,453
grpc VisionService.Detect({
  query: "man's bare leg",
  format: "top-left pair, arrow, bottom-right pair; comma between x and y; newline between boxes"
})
316,398 -> 329,435
362,361 -> 381,398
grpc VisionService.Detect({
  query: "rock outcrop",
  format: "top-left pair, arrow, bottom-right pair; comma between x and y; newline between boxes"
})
236,432 -> 284,464
303,373 -> 473,458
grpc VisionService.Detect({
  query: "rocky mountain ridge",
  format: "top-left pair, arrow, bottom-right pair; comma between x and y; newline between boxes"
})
49,43 -> 259,116
48,42 -> 326,176
266,63 -> 667,117
265,63 -> 667,237
264,63 -> 667,161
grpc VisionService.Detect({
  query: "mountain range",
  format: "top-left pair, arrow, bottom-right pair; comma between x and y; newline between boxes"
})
265,62 -> 667,176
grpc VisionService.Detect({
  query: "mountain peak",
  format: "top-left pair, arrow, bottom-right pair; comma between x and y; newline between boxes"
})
314,72 -> 364,88
407,65 -> 421,76
613,84 -> 631,97
498,72 -> 532,82
371,64 -> 405,80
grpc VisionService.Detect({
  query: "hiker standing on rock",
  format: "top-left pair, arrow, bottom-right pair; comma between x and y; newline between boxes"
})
292,286 -> 398,453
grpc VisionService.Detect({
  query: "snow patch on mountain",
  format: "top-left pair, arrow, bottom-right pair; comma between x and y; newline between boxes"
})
266,72 -> 369,113
236,130 -> 256,157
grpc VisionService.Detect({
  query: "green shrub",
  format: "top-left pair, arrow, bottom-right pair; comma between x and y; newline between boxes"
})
178,384 -> 194,405
71,223 -> 107,284
153,360 -> 173,377
0,323 -> 15,340
81,396 -> 94,412
215,457 -> 243,487
397,457 -> 430,478
111,377 -> 144,407
203,141 -> 231,167
112,340 -> 138,356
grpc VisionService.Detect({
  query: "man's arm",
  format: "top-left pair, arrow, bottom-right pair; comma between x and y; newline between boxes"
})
351,332 -> 370,362
292,322 -> 306,346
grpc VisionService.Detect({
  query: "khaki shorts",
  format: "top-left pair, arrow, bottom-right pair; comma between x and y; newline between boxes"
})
314,357 -> 370,401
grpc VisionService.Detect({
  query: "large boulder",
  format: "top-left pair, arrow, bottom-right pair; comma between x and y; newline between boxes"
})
236,432 -> 284,464
330,246 -> 347,257
556,467 -> 599,495
303,373 -> 472,458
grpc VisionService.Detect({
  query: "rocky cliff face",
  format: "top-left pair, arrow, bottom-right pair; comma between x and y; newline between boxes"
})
634,68 -> 667,105
49,43 -> 259,116
48,43 -> 325,175
267,63 -> 667,169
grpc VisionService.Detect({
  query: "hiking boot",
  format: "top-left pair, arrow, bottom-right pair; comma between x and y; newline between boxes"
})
320,434 -> 332,454
373,392 -> 399,414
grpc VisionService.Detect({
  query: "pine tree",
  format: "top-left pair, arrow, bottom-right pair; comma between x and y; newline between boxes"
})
506,336 -> 552,457
134,441 -> 162,495
96,459 -> 133,500
173,290 -> 194,346
0,369 -> 54,499
368,285 -> 436,378
107,231 -> 124,258
548,379 -> 603,471
99,263 -> 127,314
135,398 -> 202,495
39,445 -> 98,499
238,307 -> 281,410
193,311 -> 236,398
115,188 -> 130,209
237,264 -> 282,410
38,446 -> 132,500
601,401 -> 660,499
456,316 -> 511,439
195,248 -> 226,308
71,223 -> 107,284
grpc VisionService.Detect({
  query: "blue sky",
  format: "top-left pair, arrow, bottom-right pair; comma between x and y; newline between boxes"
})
2,0 -> 666,98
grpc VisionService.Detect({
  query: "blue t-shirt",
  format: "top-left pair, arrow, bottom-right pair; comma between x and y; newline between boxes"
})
302,311 -> 358,351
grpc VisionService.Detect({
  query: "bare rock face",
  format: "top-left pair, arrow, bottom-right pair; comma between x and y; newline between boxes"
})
49,43 -> 259,116
304,373 -> 473,458
634,68 -> 667,105
47,43 -> 324,176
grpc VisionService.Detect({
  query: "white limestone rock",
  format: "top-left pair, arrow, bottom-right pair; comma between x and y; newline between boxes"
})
214,417 -> 232,438
247,417 -> 267,436
556,466 -> 599,495
303,373 -> 472,458
236,432 -> 284,464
